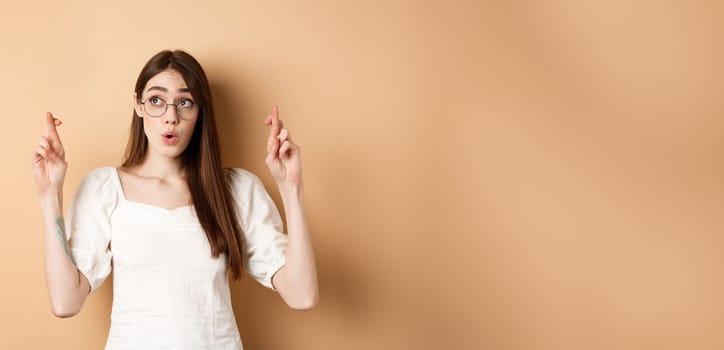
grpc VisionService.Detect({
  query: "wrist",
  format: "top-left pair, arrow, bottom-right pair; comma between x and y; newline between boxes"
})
38,187 -> 63,204
277,181 -> 304,200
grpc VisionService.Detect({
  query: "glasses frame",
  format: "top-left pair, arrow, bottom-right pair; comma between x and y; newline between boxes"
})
140,97 -> 200,120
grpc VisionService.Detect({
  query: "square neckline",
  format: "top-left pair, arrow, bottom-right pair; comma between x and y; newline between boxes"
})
110,166 -> 194,213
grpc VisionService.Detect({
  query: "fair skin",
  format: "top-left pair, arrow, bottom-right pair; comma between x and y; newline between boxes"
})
33,69 -> 318,317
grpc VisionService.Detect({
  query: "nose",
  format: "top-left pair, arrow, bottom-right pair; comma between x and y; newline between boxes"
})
163,105 -> 180,124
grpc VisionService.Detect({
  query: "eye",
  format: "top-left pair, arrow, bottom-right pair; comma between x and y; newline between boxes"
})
149,96 -> 164,105
178,98 -> 195,108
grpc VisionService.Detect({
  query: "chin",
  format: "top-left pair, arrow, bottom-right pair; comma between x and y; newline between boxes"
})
151,144 -> 187,158
164,151 -> 184,158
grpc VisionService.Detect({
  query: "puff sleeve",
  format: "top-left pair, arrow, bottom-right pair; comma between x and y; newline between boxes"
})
66,167 -> 117,294
229,168 -> 288,291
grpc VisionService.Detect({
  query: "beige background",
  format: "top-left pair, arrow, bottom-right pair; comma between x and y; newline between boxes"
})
1,1 -> 723,349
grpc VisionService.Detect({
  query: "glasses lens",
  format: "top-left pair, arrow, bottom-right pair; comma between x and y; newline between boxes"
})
177,107 -> 192,120
177,104 -> 199,120
144,98 -> 166,117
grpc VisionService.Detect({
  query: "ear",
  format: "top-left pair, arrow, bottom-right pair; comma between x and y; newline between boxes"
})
133,92 -> 143,117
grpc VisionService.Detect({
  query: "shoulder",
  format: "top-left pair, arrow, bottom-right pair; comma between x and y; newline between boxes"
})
73,166 -> 119,206
225,168 -> 280,223
77,166 -> 117,189
226,167 -> 263,188
225,167 -> 271,199
82,166 -> 117,181
225,167 -> 268,199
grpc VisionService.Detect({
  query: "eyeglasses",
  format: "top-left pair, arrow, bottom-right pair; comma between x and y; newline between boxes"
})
141,96 -> 199,120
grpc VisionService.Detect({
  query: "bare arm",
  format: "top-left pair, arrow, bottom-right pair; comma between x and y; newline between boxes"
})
264,106 -> 319,310
32,112 -> 90,318
271,182 -> 318,310
39,189 -> 90,317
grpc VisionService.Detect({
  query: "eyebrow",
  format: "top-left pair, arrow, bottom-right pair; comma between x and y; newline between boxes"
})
146,86 -> 191,93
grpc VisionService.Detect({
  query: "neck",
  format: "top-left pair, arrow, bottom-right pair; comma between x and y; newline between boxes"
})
133,151 -> 186,180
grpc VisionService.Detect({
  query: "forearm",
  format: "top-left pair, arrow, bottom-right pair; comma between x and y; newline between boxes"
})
39,188 -> 87,317
273,182 -> 318,309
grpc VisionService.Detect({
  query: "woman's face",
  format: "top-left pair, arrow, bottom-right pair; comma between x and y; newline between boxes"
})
135,69 -> 199,159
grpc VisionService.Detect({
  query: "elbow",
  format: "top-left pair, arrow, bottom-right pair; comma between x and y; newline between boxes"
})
274,268 -> 319,310
51,302 -> 80,318
287,292 -> 319,311
48,272 -> 88,318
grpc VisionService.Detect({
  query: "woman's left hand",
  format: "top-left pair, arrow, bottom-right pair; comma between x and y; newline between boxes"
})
265,105 -> 302,186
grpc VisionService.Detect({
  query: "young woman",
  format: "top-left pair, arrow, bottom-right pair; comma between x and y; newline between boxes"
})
32,50 -> 318,349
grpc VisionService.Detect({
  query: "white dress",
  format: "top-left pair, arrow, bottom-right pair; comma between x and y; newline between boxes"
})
66,166 -> 288,349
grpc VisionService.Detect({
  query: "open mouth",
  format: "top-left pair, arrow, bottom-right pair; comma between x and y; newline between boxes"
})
162,134 -> 179,144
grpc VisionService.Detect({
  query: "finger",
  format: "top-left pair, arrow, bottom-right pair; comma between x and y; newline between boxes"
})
267,105 -> 281,141
266,140 -> 280,164
266,119 -> 275,146
270,118 -> 284,143
32,149 -> 45,164
32,151 -> 43,164
278,140 -> 292,158
45,112 -> 60,136
44,145 -> 58,160
38,139 -> 60,160
47,149 -> 60,162
39,136 -> 50,149
267,131 -> 279,153
266,134 -> 280,159
277,128 -> 290,143
45,112 -> 64,147
35,146 -> 48,159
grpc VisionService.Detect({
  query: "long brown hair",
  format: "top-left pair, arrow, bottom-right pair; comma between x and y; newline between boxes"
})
122,50 -> 245,280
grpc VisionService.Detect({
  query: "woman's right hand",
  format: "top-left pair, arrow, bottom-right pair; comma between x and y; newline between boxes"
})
32,112 -> 67,194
